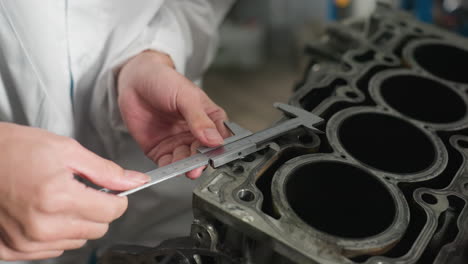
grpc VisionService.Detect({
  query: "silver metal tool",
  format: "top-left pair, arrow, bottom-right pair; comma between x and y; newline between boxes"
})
101,103 -> 323,196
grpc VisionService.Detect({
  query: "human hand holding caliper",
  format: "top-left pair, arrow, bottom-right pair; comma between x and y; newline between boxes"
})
118,50 -> 231,179
0,50 -> 229,261
105,103 -> 324,196
115,50 -> 323,196
0,124 -> 148,261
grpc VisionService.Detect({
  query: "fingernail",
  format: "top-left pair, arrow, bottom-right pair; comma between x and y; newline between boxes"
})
124,170 -> 150,184
204,128 -> 223,144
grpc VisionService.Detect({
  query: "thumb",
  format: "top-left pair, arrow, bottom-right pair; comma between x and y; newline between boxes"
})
68,144 -> 150,191
178,95 -> 224,147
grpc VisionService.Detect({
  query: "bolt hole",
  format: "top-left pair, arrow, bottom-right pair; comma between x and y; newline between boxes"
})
422,193 -> 438,205
463,182 -> 468,191
458,140 -> 468,149
384,176 -> 391,181
241,154 -> 256,162
341,63 -> 352,72
238,189 -> 255,202
383,56 -> 394,63
298,134 -> 314,144
414,27 -> 423,33
399,21 -> 407,27
345,91 -> 358,99
340,155 -> 346,159
233,165 -> 244,174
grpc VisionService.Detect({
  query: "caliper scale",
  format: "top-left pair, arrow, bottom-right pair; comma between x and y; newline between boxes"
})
102,103 -> 323,196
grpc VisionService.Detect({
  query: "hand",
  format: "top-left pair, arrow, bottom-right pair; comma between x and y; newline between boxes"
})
118,51 -> 230,179
0,123 -> 149,261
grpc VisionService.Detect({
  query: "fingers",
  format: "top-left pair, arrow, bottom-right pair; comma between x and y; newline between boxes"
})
172,145 -> 190,163
0,243 -> 64,261
158,154 -> 173,167
0,216 -> 88,253
0,216 -> 102,261
156,143 -> 206,179
68,183 -> 128,223
0,216 -> 108,261
67,143 -> 149,191
186,167 -> 205,179
172,145 -> 206,178
4,235 -> 86,254
148,132 -> 195,162
20,213 -> 110,242
178,92 -> 224,147
36,220 -> 108,241
15,240 -> 86,254
215,119 -> 231,139
210,109 -> 231,139
186,141 -> 206,179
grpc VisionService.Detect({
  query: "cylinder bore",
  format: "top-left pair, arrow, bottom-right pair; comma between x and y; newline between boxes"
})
380,75 -> 466,123
338,113 -> 435,174
286,161 -> 395,238
413,43 -> 468,84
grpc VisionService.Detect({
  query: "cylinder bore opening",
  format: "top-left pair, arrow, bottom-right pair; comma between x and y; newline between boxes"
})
413,43 -> 468,84
338,113 -> 435,173
380,75 -> 466,123
286,161 -> 396,238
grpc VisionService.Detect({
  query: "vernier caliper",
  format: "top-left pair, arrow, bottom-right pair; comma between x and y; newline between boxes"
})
102,103 -> 323,196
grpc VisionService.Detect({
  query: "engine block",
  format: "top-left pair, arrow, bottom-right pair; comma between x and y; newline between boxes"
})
100,3 -> 468,264
191,4 -> 468,264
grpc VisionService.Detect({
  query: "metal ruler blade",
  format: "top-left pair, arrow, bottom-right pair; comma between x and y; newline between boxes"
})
101,103 -> 323,196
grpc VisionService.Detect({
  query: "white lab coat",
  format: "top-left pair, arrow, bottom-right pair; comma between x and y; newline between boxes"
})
0,0 -> 234,263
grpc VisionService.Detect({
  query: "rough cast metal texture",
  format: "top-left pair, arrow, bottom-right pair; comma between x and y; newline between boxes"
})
191,4 -> 468,264
100,4 -> 468,264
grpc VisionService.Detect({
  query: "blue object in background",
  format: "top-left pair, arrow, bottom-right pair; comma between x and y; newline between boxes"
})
328,0 -> 337,20
401,0 -> 468,36
401,0 -> 433,23
327,0 -> 352,21
401,0 -> 414,10
415,0 -> 434,23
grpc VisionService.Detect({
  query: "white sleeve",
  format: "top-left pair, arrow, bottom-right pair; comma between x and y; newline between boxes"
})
90,0 -> 234,158
149,0 -> 235,79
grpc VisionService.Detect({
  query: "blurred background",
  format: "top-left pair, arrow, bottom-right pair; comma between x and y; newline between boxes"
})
204,0 -> 468,132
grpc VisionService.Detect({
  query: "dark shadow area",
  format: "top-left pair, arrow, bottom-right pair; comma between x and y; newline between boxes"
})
380,75 -> 466,123
256,146 -> 318,220
338,113 -> 436,174
286,161 -> 395,238
414,43 -> 468,84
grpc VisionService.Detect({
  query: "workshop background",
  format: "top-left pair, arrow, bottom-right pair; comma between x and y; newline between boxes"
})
204,0 -> 468,132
